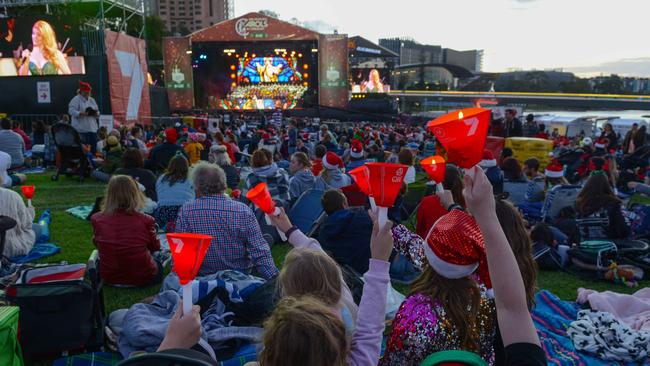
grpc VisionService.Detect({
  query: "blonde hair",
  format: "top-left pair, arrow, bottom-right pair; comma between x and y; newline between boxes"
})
260,296 -> 348,366
33,20 -> 61,72
101,175 -> 145,214
278,248 -> 342,307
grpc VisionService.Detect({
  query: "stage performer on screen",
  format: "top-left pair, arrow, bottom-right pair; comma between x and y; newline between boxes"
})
18,20 -> 71,76
69,81 -> 100,154
257,57 -> 283,83
361,68 -> 384,93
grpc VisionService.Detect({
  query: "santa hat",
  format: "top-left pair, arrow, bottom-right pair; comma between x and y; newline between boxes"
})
424,210 -> 492,291
262,133 -> 270,140
165,128 -> 178,144
545,159 -> 564,178
350,140 -> 364,159
322,152 -> 344,170
594,138 -> 607,149
79,81 -> 92,92
479,150 -> 497,168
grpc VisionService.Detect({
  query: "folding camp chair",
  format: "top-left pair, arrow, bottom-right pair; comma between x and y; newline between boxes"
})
288,189 -> 326,237
116,350 -> 215,366
399,187 -> 426,225
503,181 -> 529,206
541,185 -> 582,223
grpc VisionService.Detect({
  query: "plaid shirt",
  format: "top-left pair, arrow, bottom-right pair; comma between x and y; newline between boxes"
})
175,195 -> 278,279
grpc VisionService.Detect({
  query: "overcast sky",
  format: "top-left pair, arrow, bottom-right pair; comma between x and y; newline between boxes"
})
235,0 -> 650,77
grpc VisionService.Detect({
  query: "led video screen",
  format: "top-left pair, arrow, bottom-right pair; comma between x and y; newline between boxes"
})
0,16 -> 85,77
192,42 -> 318,110
350,68 -> 390,93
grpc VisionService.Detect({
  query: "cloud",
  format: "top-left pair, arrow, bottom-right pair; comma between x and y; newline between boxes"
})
567,58 -> 650,78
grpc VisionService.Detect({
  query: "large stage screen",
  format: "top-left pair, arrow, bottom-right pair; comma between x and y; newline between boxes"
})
0,16 -> 85,77
350,68 -> 390,93
192,41 -> 318,110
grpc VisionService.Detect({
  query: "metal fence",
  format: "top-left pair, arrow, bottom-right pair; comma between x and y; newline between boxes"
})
9,114 -> 62,134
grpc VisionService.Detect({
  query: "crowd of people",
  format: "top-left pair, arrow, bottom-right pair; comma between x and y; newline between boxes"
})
2,91 -> 650,365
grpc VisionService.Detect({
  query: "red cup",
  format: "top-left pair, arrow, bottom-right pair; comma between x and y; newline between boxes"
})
348,165 -> 371,196
246,182 -> 276,214
20,185 -> 35,200
166,233 -> 213,285
427,108 -> 490,169
420,156 -> 446,184
365,162 -> 408,207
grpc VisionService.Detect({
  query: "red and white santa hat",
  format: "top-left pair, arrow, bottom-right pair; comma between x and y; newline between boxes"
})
479,150 -> 497,168
322,152 -> 344,170
545,159 -> 564,178
594,138 -> 607,149
424,210 -> 492,292
350,140 -> 364,159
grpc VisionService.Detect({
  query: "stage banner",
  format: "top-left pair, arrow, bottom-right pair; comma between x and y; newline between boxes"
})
163,37 -> 194,110
319,34 -> 349,109
104,30 -> 151,125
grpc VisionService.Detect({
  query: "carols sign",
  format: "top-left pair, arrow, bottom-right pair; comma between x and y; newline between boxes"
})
235,17 -> 269,37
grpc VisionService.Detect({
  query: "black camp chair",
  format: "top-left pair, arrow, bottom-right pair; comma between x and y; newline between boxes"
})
50,123 -> 90,182
0,215 -> 17,260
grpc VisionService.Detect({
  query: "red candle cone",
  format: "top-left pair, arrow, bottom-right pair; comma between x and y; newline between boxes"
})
427,108 -> 490,169
420,156 -> 446,184
348,166 -> 371,195
365,163 -> 408,208
166,233 -> 212,285
20,185 -> 35,200
246,182 -> 276,215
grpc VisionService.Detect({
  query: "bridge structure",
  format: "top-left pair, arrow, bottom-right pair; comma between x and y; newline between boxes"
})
389,90 -> 650,110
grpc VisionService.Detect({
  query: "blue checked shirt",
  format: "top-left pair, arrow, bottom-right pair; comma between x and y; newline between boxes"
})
175,195 -> 279,279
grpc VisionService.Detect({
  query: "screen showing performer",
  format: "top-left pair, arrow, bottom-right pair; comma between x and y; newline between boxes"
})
238,56 -> 301,84
350,68 -> 390,93
0,17 -> 85,77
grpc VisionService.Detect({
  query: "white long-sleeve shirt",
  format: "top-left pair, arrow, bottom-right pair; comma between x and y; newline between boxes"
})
68,94 -> 99,133
0,187 -> 35,257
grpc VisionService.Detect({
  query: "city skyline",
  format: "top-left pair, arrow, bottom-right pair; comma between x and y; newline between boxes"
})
235,0 -> 650,77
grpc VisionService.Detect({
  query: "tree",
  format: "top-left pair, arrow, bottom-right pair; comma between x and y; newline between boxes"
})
144,16 -> 168,62
259,9 -> 280,18
560,77 -> 592,93
594,75 -> 624,94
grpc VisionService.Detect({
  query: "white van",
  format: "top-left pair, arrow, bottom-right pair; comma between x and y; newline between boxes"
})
609,118 -> 648,138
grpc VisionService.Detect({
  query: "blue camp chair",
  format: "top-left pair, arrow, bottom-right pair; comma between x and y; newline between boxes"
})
541,185 -> 582,223
503,181 -> 529,206
289,189 -> 326,237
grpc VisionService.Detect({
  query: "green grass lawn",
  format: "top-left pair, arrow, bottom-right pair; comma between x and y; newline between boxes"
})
10,172 -> 650,364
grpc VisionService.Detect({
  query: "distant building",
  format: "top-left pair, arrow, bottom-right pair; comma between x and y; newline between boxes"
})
155,0 -> 233,34
379,37 -> 443,66
443,48 -> 484,72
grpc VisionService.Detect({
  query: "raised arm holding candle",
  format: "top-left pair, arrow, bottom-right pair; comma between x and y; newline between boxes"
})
246,182 -> 287,240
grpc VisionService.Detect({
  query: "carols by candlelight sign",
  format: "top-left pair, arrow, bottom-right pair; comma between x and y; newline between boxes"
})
235,18 -> 269,37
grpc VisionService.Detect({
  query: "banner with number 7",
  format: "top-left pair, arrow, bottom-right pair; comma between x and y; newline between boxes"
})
427,108 -> 491,169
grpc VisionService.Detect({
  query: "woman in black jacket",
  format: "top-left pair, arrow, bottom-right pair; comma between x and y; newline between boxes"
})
575,173 -> 630,240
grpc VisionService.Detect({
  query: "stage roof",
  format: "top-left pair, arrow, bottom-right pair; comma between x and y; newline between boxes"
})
348,36 -> 398,58
191,12 -> 321,43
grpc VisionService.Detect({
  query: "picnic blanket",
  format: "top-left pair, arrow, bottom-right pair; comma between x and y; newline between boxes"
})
532,290 -> 639,366
9,243 -> 60,263
15,167 -> 46,174
66,205 -> 93,220
52,352 -> 122,366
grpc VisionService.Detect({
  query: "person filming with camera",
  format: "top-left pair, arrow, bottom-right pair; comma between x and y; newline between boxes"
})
68,80 -> 100,153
